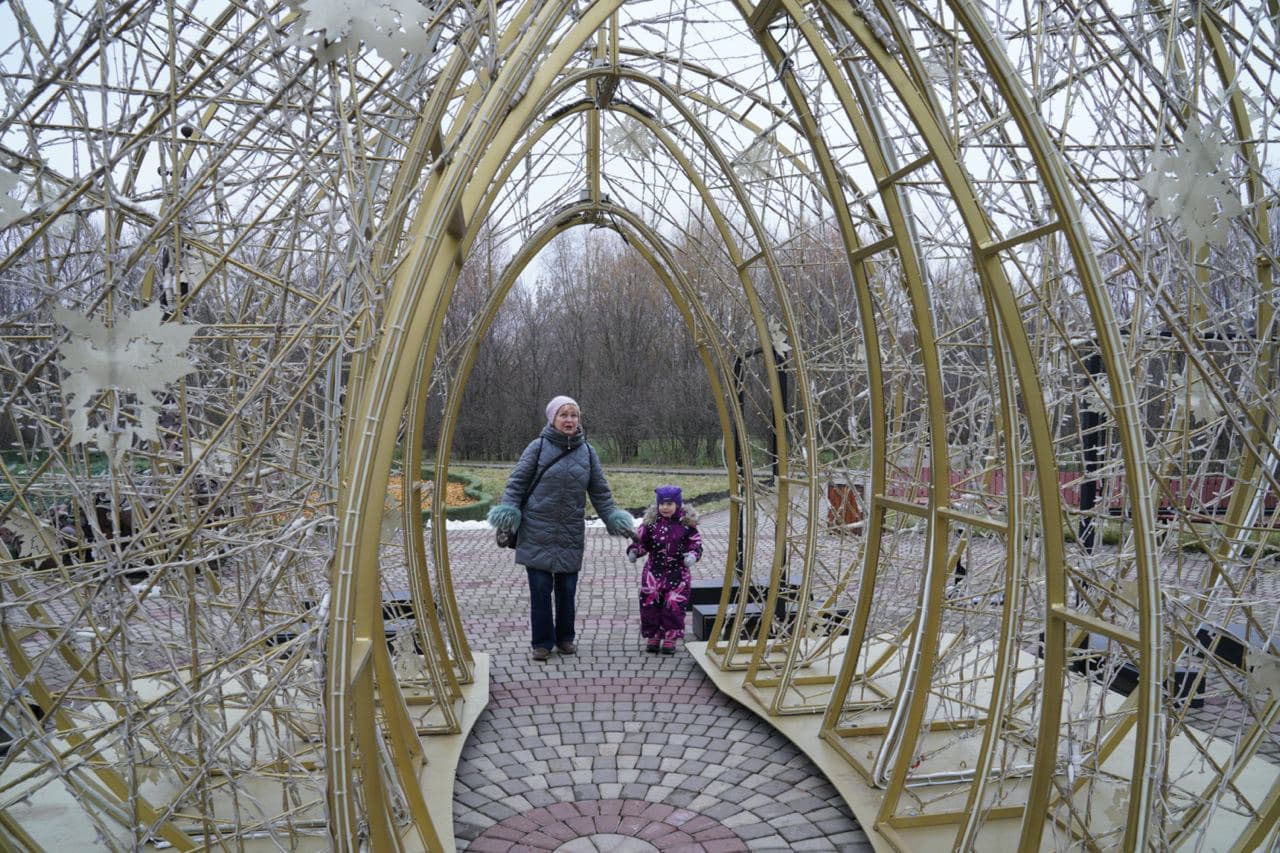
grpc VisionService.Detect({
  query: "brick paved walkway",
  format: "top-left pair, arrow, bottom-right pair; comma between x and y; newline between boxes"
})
445,510 -> 872,851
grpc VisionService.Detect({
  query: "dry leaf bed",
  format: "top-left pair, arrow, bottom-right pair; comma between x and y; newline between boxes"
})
386,473 -> 476,509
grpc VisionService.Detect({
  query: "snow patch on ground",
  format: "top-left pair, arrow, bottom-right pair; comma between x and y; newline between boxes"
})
442,518 -> 628,530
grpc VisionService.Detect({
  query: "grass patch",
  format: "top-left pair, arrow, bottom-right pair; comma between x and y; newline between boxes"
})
603,470 -> 731,515
446,464 -> 731,517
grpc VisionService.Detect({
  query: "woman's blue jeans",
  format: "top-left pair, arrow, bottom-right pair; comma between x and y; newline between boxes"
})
526,567 -> 578,650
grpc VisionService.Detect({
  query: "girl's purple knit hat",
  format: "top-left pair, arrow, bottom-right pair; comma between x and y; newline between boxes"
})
655,485 -> 682,507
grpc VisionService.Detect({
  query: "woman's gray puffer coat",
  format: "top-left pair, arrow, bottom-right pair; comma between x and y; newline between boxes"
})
489,425 -> 635,573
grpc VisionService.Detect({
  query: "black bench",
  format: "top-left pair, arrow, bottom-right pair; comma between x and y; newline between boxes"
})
692,601 -> 766,641
1065,632 -> 1204,709
267,590 -> 422,656
1194,621 -> 1277,669
687,577 -> 740,610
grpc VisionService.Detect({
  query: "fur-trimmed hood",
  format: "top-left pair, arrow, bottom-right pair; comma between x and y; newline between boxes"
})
641,503 -> 699,527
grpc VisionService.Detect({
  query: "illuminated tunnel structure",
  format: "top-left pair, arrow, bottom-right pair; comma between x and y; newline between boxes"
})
1,0 -> 1278,849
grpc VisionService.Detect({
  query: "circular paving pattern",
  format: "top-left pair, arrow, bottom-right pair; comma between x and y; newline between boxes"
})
470,800 -> 747,851
554,833 -> 660,853
443,514 -> 873,851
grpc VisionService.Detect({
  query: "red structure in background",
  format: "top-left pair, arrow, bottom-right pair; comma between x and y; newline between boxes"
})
826,480 -> 865,532
880,467 -> 1277,522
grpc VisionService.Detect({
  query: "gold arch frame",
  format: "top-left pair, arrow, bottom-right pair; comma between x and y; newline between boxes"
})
1,0 -> 1277,849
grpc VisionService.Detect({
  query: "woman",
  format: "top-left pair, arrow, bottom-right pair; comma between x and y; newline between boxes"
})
488,395 -> 635,661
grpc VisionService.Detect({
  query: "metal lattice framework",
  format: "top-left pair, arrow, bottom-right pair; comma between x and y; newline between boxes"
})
1,0 -> 1278,849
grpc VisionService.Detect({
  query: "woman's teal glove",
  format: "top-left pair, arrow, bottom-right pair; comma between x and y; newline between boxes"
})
604,509 -> 636,538
487,503 -> 521,532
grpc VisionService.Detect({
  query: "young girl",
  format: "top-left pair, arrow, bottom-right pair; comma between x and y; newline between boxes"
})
627,485 -> 703,654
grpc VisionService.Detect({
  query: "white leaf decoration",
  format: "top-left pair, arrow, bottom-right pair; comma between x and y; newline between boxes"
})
295,0 -> 436,62
391,628 -> 424,679
1138,118 -> 1244,247
853,0 -> 897,51
735,137 -> 775,182
1249,653 -> 1280,700
0,170 -> 25,228
1080,375 -> 1111,413
300,0 -> 360,38
1102,782 -> 1128,824
2,514 -> 57,561
1171,370 -> 1221,423
55,303 -> 201,464
380,491 -> 402,542
768,317 -> 792,356
923,59 -> 950,84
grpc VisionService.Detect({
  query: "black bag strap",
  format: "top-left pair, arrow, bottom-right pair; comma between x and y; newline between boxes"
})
518,439 -> 575,509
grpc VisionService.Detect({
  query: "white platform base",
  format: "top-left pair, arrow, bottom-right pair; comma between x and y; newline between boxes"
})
2,652 -> 490,851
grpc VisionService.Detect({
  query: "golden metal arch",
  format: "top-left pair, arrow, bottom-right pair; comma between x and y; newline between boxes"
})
3,0 -> 1279,849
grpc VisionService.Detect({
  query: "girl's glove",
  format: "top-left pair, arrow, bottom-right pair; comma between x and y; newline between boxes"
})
682,552 -> 697,568
626,544 -> 642,563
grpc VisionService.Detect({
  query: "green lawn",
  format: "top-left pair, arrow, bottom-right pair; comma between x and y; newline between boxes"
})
598,470 -> 731,514
446,464 -> 731,515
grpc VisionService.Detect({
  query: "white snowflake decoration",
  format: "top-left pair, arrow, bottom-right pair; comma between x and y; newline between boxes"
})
55,303 -> 201,464
604,116 -> 656,160
293,0 -> 436,62
1138,118 -> 1244,247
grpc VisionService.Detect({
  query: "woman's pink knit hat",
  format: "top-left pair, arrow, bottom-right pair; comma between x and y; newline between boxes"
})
545,395 -> 579,425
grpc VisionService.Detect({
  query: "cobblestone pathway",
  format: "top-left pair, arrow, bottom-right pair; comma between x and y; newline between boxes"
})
445,511 -> 872,851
